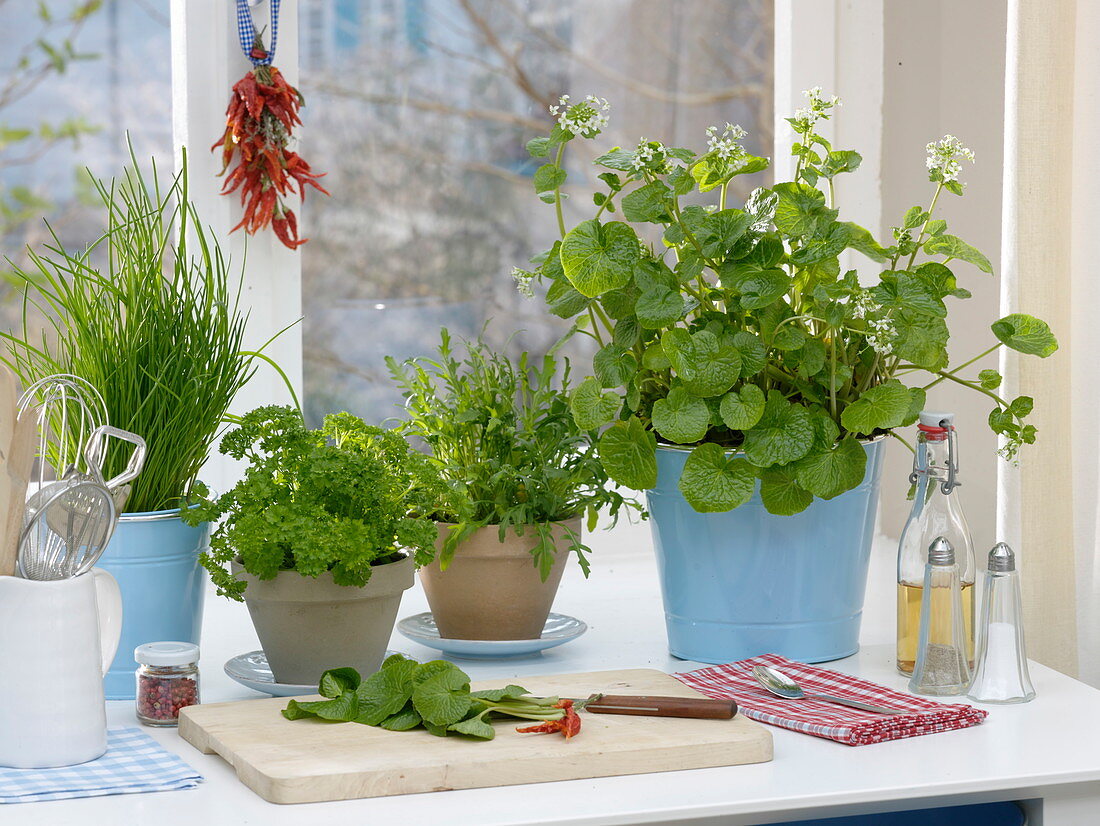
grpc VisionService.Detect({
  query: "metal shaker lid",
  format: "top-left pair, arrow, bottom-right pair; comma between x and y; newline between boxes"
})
928,536 -> 955,566
989,542 -> 1016,572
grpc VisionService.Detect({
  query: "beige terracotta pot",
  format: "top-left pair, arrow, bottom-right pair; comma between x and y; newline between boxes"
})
232,553 -> 414,685
419,519 -> 581,640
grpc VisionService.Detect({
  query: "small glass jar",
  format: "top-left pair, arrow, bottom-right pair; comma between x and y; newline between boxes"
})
135,641 -> 200,727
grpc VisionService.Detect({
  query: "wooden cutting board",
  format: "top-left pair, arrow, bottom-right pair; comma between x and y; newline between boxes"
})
179,667 -> 772,804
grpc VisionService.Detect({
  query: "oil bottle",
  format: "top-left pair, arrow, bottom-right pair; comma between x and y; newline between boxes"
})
896,411 -> 976,675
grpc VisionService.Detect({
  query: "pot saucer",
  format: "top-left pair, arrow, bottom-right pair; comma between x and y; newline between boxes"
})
224,650 -> 403,697
396,612 -> 587,659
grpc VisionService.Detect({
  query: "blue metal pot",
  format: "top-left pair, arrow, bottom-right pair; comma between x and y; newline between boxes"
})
97,509 -> 209,699
647,439 -> 884,664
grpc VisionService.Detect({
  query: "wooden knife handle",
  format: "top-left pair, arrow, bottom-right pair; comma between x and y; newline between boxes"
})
583,694 -> 737,719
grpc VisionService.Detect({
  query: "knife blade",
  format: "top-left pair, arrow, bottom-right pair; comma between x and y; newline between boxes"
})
569,693 -> 737,719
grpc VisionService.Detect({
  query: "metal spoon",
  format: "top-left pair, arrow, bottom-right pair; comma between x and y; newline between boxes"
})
751,665 -> 908,715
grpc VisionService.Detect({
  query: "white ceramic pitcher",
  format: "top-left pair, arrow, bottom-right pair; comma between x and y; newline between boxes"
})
0,569 -> 122,768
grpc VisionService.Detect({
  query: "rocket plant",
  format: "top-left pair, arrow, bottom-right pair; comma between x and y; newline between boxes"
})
516,89 -> 1058,515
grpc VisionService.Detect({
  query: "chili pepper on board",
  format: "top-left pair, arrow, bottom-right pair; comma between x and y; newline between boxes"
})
515,699 -> 581,740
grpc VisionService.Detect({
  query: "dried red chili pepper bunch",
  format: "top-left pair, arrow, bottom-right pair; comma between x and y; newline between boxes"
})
213,39 -> 328,249
516,698 -> 582,740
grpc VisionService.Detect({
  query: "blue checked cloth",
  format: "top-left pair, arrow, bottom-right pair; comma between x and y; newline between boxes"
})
236,0 -> 280,64
0,727 -> 203,804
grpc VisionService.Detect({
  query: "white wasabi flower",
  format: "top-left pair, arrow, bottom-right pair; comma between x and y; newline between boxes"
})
631,137 -> 667,172
705,122 -> 747,161
866,317 -> 896,356
790,88 -> 841,132
850,289 -> 879,320
552,94 -> 610,139
925,135 -> 975,184
511,267 -> 536,299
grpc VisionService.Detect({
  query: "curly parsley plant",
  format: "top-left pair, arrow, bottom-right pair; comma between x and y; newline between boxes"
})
516,89 -> 1057,515
184,405 -> 449,600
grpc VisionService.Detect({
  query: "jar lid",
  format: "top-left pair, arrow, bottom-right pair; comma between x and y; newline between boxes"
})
918,411 -> 954,429
135,641 -> 199,667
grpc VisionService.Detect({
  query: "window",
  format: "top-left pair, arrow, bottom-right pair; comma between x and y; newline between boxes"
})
299,0 -> 774,424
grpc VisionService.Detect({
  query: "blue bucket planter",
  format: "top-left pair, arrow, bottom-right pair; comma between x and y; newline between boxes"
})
97,509 -> 209,700
647,439 -> 884,664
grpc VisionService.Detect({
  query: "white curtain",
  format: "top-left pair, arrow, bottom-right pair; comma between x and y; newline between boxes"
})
1000,0 -> 1100,683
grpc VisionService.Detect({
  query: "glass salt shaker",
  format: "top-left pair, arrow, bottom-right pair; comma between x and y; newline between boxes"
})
909,537 -> 972,696
135,642 -> 201,727
967,543 -> 1036,704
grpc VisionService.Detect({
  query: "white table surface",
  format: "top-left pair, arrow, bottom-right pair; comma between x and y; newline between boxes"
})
12,518 -> 1100,825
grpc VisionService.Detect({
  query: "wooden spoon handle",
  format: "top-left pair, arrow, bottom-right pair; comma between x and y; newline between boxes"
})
582,694 -> 737,719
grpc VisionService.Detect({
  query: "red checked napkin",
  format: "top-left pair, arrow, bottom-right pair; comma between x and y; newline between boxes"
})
674,653 -> 987,746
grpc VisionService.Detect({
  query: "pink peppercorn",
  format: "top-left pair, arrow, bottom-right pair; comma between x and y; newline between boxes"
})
135,642 -> 200,727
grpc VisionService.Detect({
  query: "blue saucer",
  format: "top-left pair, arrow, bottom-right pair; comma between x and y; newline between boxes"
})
396,612 -> 587,659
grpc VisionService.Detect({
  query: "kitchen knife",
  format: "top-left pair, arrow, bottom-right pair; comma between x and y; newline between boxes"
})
571,693 -> 737,720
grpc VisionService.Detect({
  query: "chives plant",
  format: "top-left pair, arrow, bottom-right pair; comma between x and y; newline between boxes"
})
2,150 -> 284,513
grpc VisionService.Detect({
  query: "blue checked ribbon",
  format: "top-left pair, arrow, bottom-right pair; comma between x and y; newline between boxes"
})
236,0 -> 280,65
0,727 -> 203,804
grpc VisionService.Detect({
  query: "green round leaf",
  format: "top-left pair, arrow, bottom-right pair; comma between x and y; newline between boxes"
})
593,343 -> 637,388
891,310 -> 948,370
661,328 -> 740,397
742,390 -> 814,467
735,268 -> 789,310
411,661 -> 472,726
794,436 -> 867,499
924,234 -> 993,274
570,377 -> 621,430
560,219 -> 640,298
636,286 -> 687,329
840,379 -> 911,436
533,163 -> 566,194
621,180 -> 673,223
733,331 -> 767,377
642,341 -> 671,370
718,384 -> 766,430
991,314 -> 1058,358
651,388 -> 710,444
546,278 -> 589,319
598,417 -> 658,490
759,467 -> 813,515
678,444 -> 756,512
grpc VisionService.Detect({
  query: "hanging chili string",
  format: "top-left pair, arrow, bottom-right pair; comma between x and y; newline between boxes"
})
213,0 -> 328,249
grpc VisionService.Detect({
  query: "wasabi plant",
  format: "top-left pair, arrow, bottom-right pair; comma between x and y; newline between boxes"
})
517,89 -> 1057,515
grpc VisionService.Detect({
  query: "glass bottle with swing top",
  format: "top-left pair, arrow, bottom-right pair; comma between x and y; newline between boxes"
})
896,411 -> 976,675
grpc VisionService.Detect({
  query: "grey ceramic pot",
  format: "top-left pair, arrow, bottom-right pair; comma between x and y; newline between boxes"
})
232,553 -> 415,685
418,519 -> 580,640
